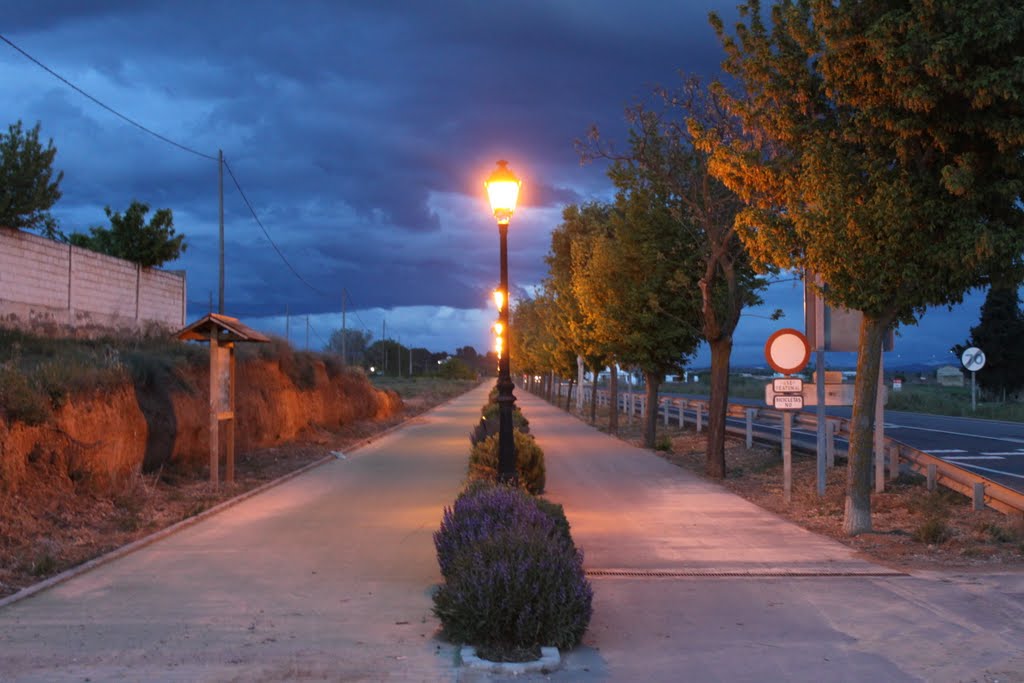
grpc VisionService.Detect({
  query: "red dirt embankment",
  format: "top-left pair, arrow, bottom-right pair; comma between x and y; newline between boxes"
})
0,358 -> 402,494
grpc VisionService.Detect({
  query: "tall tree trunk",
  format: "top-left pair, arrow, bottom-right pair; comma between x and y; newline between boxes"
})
565,378 -> 574,411
643,370 -> 660,449
590,365 -> 599,423
705,335 -> 733,479
609,364 -> 619,435
844,314 -> 890,536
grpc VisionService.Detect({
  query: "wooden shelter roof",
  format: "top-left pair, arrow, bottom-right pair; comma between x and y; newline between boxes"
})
175,313 -> 271,343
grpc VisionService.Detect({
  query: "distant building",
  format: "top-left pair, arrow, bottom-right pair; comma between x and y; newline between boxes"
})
936,365 -> 964,387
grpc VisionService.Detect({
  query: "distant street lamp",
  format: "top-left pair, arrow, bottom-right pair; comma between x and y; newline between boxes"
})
485,160 -> 521,485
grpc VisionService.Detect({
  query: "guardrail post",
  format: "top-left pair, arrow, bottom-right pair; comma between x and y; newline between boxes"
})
745,408 -> 754,448
889,445 -> 899,481
678,401 -> 686,428
927,464 -> 937,491
663,398 -> 669,426
696,403 -> 703,433
973,483 -> 986,511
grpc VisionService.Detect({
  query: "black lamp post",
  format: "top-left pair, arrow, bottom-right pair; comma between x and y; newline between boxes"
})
485,160 -> 521,485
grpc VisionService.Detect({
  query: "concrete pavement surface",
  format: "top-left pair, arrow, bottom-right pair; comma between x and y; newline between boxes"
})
1,383 -> 1023,682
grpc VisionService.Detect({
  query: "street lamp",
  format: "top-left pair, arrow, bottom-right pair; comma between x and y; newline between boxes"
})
484,159 -> 521,485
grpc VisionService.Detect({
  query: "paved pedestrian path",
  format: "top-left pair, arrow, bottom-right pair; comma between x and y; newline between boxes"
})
1,383 -> 1021,682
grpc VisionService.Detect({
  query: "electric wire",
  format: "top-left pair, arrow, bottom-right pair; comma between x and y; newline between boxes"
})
0,33 -> 218,162
222,159 -> 331,298
3,32 -> 377,335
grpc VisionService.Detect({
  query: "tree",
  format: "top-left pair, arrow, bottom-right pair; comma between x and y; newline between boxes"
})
328,328 -> 372,365
69,200 -> 186,267
573,178 -> 703,448
701,0 -> 1024,534
544,203 -> 617,424
0,120 -> 64,238
582,83 -> 768,478
953,285 -> 1024,400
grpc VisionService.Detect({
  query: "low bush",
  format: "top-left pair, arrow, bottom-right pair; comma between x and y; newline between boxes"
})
432,482 -> 592,653
468,431 -> 546,494
434,482 -> 565,580
481,400 -> 529,432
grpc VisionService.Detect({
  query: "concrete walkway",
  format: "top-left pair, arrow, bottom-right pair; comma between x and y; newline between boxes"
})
1,384 -> 1022,682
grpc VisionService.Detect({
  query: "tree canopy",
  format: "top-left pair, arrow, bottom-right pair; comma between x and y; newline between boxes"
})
953,285 -> 1024,399
70,200 -> 186,268
0,120 -> 63,238
701,0 -> 1024,534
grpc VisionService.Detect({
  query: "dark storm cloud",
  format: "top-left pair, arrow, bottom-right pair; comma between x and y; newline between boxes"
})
1,1 -> 984,355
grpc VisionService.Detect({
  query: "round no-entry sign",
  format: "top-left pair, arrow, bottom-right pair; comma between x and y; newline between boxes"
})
765,328 -> 811,375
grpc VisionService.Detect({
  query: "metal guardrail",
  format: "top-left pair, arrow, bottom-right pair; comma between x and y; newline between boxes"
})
566,386 -> 1024,516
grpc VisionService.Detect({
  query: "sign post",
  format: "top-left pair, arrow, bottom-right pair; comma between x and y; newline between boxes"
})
961,347 -> 986,411
764,329 -> 811,504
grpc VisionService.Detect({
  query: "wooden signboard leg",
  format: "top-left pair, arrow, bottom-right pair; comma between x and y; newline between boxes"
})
209,332 -> 220,489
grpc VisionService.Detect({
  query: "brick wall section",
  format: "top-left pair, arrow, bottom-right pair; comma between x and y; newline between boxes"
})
0,227 -> 185,336
0,227 -> 70,309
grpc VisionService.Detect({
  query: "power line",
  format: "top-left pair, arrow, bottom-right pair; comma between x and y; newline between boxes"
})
0,33 -> 218,162
222,159 -> 330,297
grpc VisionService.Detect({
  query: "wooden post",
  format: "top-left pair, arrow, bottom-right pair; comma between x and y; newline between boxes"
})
746,408 -> 755,448
888,444 -> 899,481
663,398 -> 669,426
696,403 -> 703,433
208,329 -> 220,488
678,400 -> 685,428
226,342 -> 236,484
927,463 -> 937,491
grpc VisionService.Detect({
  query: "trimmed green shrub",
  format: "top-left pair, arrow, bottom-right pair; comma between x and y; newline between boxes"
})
481,400 -> 529,432
432,483 -> 592,652
469,431 -> 546,494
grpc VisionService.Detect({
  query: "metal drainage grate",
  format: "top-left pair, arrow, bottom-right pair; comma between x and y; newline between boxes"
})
585,568 -> 907,578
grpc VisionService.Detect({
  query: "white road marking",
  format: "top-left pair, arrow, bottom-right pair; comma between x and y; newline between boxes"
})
927,449 -> 967,454
883,424 -> 1024,443
943,456 -> 1006,461
978,451 -> 1024,456
953,462 -> 1024,480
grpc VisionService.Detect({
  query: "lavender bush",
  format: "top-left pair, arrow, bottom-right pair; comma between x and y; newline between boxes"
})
434,482 -> 566,580
432,521 -> 593,651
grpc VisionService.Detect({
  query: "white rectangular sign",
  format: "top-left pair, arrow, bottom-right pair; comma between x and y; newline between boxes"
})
773,394 -> 804,410
773,378 -> 803,393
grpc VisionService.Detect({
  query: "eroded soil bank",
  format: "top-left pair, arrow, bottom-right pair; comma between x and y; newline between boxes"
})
0,357 -> 408,598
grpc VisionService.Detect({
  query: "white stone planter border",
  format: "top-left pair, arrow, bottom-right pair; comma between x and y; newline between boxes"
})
459,645 -> 561,674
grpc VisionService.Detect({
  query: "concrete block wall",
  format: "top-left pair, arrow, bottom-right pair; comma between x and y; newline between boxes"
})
0,227 -> 185,336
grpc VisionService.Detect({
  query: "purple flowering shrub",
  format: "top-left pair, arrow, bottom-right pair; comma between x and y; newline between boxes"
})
433,482 -> 592,650
434,482 -> 566,580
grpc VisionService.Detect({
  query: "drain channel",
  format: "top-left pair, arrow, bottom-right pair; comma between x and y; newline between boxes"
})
585,568 -> 907,578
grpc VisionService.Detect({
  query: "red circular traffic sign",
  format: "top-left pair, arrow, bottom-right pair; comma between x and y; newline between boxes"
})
764,328 -> 811,375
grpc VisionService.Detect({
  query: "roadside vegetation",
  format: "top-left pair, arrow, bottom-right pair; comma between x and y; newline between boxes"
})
431,390 -> 591,663
0,329 -> 477,599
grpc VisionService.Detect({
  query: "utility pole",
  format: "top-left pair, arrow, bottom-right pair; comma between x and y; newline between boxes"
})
218,149 -> 224,314
341,289 -> 347,364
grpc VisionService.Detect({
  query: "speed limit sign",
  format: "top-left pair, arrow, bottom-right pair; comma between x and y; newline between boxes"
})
961,347 -> 986,372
